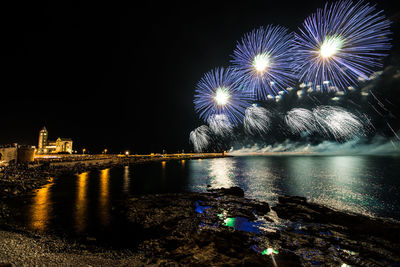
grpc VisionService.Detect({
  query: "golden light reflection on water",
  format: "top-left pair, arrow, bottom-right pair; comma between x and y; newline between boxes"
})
123,166 -> 130,193
75,172 -> 88,232
161,161 -> 166,178
99,168 -> 110,226
30,179 -> 54,231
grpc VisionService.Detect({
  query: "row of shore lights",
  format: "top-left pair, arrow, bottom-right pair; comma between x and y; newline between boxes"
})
81,148 -> 129,156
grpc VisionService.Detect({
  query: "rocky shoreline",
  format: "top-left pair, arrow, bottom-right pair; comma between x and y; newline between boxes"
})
1,183 -> 400,266
120,187 -> 400,266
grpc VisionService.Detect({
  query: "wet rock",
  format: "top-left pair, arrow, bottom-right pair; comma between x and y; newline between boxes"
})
207,186 -> 244,197
121,188 -> 278,265
271,195 -> 400,265
121,191 -> 400,265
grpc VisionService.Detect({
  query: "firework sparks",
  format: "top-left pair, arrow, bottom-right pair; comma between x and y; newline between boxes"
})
244,105 -> 272,135
189,125 -> 212,152
313,106 -> 365,141
194,67 -> 252,125
231,25 -> 295,100
208,114 -> 233,137
293,0 -> 391,91
285,108 -> 316,135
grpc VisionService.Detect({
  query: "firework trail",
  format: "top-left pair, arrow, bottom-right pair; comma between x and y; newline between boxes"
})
208,114 -> 233,137
231,25 -> 295,100
194,67 -> 252,125
243,105 -> 272,135
284,108 -> 316,134
293,0 -> 391,91
189,125 -> 212,152
313,106 -> 366,141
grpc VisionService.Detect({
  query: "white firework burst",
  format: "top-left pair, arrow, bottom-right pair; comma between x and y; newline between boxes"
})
285,108 -> 316,134
189,125 -> 212,152
243,105 -> 272,135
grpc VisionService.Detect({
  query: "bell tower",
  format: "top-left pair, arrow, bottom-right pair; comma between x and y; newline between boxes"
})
38,126 -> 48,154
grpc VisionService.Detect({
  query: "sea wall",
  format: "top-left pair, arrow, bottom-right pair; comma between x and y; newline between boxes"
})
48,157 -> 122,167
0,147 -> 18,165
0,145 -> 35,165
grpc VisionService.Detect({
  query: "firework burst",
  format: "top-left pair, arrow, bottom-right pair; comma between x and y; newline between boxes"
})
208,114 -> 233,137
194,67 -> 252,125
243,105 -> 272,135
189,125 -> 212,152
231,25 -> 295,100
313,106 -> 366,141
285,108 -> 316,134
293,0 -> 391,91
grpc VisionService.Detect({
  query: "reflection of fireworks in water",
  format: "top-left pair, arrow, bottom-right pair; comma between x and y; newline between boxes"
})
194,67 -> 252,125
313,106 -> 365,141
231,25 -> 295,99
189,125 -> 212,152
285,108 -> 316,134
208,114 -> 233,137
244,105 -> 272,135
293,0 -> 391,91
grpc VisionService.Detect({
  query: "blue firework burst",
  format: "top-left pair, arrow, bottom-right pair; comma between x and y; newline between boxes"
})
231,25 -> 295,100
194,67 -> 252,125
293,0 -> 391,91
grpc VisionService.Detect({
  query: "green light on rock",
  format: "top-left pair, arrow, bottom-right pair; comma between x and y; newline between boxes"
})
262,248 -> 279,255
224,217 -> 235,227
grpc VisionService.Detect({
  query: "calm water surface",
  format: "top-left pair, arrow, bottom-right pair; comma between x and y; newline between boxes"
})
11,156 -> 400,238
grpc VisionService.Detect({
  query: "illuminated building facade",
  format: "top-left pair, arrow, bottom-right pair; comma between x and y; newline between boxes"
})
37,126 -> 73,154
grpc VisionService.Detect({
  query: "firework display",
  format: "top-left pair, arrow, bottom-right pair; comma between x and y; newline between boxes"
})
208,114 -> 233,137
243,105 -> 272,135
293,0 -> 391,91
231,25 -> 295,100
189,0 -> 394,152
285,108 -> 316,134
189,125 -> 212,152
313,106 -> 365,141
194,67 -> 252,125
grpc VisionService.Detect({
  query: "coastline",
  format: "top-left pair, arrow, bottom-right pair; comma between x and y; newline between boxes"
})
0,153 -> 228,199
1,157 -> 400,266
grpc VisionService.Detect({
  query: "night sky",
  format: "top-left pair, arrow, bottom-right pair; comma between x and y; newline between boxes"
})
2,1 -> 400,154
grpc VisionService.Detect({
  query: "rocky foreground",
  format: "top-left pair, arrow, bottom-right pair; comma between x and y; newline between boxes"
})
122,187 -> 400,266
1,186 -> 400,266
